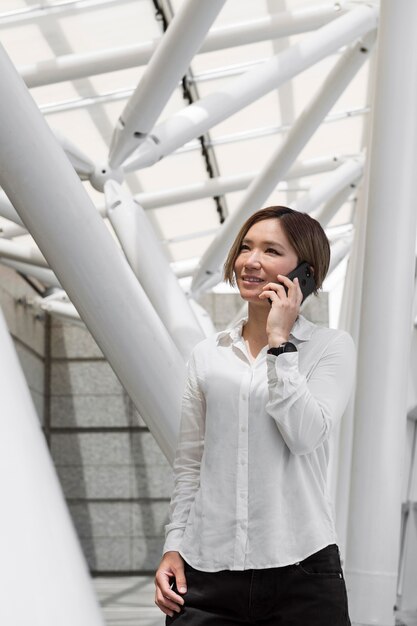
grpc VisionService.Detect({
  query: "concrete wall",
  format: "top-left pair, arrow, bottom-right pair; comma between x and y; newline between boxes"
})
0,265 -> 46,425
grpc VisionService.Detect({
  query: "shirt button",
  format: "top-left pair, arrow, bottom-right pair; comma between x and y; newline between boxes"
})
241,426 -> 246,432
242,393 -> 247,400
240,459 -> 245,465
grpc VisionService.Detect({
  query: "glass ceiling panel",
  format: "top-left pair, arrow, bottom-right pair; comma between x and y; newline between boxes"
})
0,0 -> 368,271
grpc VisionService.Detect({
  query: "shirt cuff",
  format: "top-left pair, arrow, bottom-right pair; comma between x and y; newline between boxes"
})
266,351 -> 299,382
163,527 -> 185,554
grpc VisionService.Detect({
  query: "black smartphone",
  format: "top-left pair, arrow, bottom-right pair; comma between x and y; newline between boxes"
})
268,261 -> 316,305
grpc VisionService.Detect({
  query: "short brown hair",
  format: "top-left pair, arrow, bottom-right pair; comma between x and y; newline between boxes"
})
223,206 -> 330,295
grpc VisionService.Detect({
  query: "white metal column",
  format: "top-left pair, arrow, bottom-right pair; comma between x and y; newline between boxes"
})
0,43 -> 185,464
0,307 -> 104,626
345,2 -> 417,624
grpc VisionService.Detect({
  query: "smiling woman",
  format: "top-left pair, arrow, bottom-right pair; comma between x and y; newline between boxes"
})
155,206 -> 355,626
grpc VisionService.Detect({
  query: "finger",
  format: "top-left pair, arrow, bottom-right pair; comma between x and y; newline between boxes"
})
278,275 -> 301,303
173,566 -> 187,594
262,282 -> 287,297
259,289 -> 279,302
155,591 -> 182,615
155,573 -> 185,605
155,587 -> 183,613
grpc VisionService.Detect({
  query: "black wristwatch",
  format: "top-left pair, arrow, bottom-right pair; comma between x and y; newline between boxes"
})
267,342 -> 297,357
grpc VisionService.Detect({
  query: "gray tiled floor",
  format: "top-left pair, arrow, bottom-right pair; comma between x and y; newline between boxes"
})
94,577 -> 417,626
94,577 -> 164,626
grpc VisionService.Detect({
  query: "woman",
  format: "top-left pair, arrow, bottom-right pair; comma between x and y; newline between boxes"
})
155,206 -> 356,625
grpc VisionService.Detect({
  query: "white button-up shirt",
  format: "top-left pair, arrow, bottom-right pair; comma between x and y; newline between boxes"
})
163,314 -> 356,571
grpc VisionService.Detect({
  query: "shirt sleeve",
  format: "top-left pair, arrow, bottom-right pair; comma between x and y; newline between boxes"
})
163,349 -> 206,554
265,331 -> 356,456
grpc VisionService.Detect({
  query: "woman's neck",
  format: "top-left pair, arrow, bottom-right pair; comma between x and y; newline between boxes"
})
242,303 -> 269,344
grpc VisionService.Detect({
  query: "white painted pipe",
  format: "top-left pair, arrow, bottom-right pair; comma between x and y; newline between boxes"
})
0,221 -> 27,238
0,189 -> 25,225
19,4 -> 347,88
297,157 -> 364,222
109,0 -> 227,168
191,33 -> 375,296
0,43 -> 185,464
39,298 -> 81,321
127,5 -> 378,170
1,156 -> 345,231
171,257 -> 199,279
314,181 -> 356,228
129,155 -> 345,207
0,305 -> 104,626
328,235 -> 352,275
0,258 -> 61,288
105,180 -> 204,359
0,237 -> 48,267
345,1 -> 417,623
53,129 -> 95,179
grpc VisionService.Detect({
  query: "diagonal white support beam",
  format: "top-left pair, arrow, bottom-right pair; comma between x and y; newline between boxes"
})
0,237 -> 48,267
315,180 -> 357,228
53,129 -> 95,179
0,258 -> 60,287
0,190 -> 25,226
297,156 -> 364,222
0,221 -> 27,238
0,43 -> 185,464
109,0 -> 227,168
19,5 -> 349,88
345,1 -> 417,623
0,155 -> 346,229
0,305 -> 104,626
191,33 -> 375,296
126,4 -> 378,171
105,181 -> 206,358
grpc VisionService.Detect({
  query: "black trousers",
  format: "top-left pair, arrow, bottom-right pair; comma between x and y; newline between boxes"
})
166,544 -> 350,626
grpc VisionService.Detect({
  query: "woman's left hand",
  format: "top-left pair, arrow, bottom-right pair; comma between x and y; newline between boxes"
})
258,274 -> 303,346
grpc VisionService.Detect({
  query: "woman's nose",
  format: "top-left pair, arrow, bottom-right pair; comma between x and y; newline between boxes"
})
245,251 -> 261,267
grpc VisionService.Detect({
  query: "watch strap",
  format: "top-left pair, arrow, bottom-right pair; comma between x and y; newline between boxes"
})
267,342 -> 297,356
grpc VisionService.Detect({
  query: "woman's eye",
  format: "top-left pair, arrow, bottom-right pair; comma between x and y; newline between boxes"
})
266,248 -> 280,255
239,244 -> 250,251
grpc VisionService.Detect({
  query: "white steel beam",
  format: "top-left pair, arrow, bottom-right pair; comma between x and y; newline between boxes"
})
300,156 -> 364,222
0,305 -> 104,626
125,5 -> 378,171
19,5 -> 348,88
54,129 -> 95,179
0,156 -> 345,229
0,190 -> 25,226
105,181 -> 205,358
345,1 -> 417,624
0,238 -> 48,267
124,107 -> 368,169
39,297 -> 81,322
0,0 -> 124,26
0,43 -> 185,464
109,0 -> 227,168
191,34 -> 375,296
315,181 -> 356,228
0,222 -> 27,238
0,258 -> 61,288
133,155 -> 344,209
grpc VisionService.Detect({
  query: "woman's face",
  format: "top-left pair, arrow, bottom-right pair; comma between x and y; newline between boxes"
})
234,218 -> 299,305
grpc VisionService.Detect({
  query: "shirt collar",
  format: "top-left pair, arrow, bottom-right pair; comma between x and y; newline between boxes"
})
216,313 -> 315,346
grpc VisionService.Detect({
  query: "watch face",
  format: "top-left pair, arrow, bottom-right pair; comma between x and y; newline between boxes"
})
282,342 -> 297,353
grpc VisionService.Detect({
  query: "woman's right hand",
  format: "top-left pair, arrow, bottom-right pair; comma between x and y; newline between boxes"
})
154,551 -> 187,617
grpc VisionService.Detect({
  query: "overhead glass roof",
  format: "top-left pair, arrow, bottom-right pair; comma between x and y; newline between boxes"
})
0,0 -> 369,304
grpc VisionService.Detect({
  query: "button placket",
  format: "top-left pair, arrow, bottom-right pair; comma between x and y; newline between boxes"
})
233,368 -> 251,568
